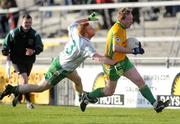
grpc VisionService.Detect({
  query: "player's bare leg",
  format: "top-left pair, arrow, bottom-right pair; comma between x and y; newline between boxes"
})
67,70 -> 83,94
67,70 -> 83,101
124,67 -> 170,112
0,79 -> 52,106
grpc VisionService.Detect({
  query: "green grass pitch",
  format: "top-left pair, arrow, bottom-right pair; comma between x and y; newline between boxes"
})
0,104 -> 180,124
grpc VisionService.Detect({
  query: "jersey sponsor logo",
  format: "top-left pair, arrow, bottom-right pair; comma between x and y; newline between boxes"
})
115,37 -> 121,42
28,39 -> 34,46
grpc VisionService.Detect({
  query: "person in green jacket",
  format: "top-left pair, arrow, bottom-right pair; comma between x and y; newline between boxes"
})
1,14 -> 44,109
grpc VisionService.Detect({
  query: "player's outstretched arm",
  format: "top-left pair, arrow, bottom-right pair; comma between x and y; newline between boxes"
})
92,53 -> 117,65
75,12 -> 98,24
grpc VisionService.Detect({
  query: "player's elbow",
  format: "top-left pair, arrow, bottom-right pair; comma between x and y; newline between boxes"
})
113,44 -> 120,52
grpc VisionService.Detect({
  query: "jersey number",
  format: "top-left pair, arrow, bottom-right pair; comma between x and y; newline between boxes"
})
65,40 -> 76,55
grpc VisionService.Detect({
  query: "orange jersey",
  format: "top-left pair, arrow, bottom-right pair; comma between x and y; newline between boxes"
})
105,21 -> 127,61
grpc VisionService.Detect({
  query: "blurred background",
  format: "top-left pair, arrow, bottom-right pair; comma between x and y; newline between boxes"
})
0,0 -> 180,107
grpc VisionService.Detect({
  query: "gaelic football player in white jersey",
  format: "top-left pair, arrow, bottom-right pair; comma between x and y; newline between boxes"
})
0,12 -> 117,107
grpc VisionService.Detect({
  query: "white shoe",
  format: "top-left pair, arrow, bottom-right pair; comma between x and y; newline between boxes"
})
26,103 -> 35,109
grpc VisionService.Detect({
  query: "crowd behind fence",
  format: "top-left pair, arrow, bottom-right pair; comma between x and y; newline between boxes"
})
0,1 -> 180,66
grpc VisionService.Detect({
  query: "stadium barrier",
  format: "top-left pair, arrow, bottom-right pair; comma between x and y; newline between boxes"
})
1,1 -> 180,13
0,65 -> 50,105
75,65 -> 180,108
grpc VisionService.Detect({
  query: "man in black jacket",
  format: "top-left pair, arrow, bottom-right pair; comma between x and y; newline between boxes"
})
1,14 -> 44,109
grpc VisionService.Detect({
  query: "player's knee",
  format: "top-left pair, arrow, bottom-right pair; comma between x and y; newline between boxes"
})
74,76 -> 82,85
104,89 -> 115,96
134,78 -> 145,88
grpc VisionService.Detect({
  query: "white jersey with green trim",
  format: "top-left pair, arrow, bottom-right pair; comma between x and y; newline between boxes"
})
59,22 -> 96,71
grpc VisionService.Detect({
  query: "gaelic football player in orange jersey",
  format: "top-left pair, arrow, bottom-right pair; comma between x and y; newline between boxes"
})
80,8 -> 170,113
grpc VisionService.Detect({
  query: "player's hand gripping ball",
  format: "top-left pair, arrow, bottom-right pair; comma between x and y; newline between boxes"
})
126,37 -> 144,55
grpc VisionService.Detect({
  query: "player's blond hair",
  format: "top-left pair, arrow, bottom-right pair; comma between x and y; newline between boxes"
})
117,8 -> 132,20
77,22 -> 89,37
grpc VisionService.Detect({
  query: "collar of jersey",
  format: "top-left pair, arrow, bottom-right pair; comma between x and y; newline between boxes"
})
19,26 -> 31,33
115,20 -> 126,29
81,36 -> 90,42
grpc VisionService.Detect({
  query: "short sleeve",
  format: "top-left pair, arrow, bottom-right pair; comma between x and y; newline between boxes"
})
68,22 -> 79,40
112,26 -> 125,47
85,43 -> 96,57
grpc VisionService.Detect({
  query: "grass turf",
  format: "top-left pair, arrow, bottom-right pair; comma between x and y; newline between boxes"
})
0,104 -> 180,124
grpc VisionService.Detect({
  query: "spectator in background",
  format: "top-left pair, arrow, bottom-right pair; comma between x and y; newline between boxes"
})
164,5 -> 180,17
7,0 -> 19,30
130,0 -> 140,24
0,0 -> 19,37
43,0 -> 54,17
1,14 -> 44,109
96,0 -> 114,29
0,0 -> 10,37
34,0 -> 55,18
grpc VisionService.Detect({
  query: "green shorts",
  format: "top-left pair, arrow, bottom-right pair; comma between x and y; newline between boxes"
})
103,57 -> 134,81
45,57 -> 72,86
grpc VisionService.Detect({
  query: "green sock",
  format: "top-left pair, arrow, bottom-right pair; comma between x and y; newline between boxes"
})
139,85 -> 156,105
13,86 -> 19,94
88,88 -> 104,99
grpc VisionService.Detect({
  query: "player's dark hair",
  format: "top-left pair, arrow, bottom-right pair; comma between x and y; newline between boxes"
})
118,8 -> 132,20
22,14 -> 32,19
